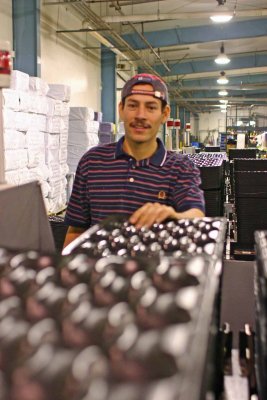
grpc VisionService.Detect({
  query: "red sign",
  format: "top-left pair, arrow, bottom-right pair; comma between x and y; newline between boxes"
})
0,50 -> 11,75
167,119 -> 174,127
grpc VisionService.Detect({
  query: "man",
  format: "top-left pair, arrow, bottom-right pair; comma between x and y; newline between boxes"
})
63,73 -> 205,248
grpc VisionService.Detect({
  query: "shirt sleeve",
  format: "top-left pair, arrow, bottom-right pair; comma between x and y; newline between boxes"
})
64,155 -> 91,228
173,156 -> 205,213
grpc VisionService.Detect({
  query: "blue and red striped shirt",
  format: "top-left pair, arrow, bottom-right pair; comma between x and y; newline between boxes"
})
64,137 -> 205,228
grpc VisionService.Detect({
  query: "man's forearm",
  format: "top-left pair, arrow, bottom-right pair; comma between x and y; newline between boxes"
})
63,226 -> 86,249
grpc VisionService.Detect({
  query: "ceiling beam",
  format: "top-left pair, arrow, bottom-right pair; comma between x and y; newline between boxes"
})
122,19 -> 267,50
154,53 -> 267,78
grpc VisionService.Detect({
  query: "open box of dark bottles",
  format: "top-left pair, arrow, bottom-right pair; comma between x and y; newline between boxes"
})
0,216 -> 227,400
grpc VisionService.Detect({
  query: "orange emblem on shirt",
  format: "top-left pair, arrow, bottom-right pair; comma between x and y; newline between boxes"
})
158,191 -> 167,200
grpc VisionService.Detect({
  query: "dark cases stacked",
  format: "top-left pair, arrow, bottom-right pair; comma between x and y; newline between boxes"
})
234,159 -> 267,249
0,217 -> 227,400
229,148 -> 257,161
188,153 -> 226,217
254,231 -> 267,399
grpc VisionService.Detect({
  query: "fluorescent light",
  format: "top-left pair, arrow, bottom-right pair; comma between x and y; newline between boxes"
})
217,71 -> 229,84
215,43 -> 230,65
219,99 -> 228,104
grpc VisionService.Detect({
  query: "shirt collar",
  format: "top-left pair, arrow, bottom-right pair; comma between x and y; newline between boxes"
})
115,136 -> 167,166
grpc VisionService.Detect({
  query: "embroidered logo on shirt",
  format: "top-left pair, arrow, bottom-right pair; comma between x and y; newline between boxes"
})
158,191 -> 167,200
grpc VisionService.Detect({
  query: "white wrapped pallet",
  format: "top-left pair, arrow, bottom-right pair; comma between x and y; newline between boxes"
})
4,149 -> 28,171
69,119 -> 99,134
3,109 -> 17,130
47,84 -> 71,102
44,132 -> 60,149
10,70 -> 29,92
45,147 -> 60,165
69,106 -> 94,121
26,129 -> 45,148
29,76 -> 49,96
4,130 -> 26,150
15,112 -> 32,132
2,89 -> 20,111
18,91 -> 32,112
2,71 -> 70,214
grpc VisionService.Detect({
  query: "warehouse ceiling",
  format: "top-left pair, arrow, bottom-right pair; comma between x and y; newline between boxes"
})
43,0 -> 267,114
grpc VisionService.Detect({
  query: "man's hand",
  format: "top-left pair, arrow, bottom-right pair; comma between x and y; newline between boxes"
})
129,202 -> 204,229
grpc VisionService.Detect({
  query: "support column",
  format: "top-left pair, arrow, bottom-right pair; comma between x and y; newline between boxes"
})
12,0 -> 40,76
179,107 -> 186,130
101,46 -> 116,123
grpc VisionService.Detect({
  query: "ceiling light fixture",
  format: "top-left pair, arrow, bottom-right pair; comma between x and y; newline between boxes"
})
215,43 -> 230,65
218,89 -> 228,96
217,71 -> 229,84
219,99 -> 228,104
210,0 -> 233,23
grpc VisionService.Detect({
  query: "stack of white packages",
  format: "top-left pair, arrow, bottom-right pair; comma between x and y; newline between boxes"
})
67,107 -> 99,173
2,70 -> 70,214
45,83 -> 70,213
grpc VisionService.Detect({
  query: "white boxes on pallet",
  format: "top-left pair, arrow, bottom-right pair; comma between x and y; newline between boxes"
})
67,106 -> 100,173
69,119 -> 99,134
4,130 -> 26,150
47,84 -> 71,102
29,76 -> 49,96
2,70 -> 70,214
4,149 -> 28,171
69,106 -> 95,121
10,70 -> 29,92
2,89 -> 20,111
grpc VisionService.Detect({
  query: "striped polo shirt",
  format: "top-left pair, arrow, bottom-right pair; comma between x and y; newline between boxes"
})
64,137 -> 205,228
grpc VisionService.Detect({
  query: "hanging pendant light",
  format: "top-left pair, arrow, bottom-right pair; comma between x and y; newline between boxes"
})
210,0 -> 233,23
217,71 -> 229,84
215,43 -> 230,65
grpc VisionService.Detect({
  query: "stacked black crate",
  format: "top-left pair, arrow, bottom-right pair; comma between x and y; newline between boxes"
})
254,231 -> 267,400
188,153 -> 226,217
229,148 -> 257,202
234,159 -> 267,252
229,148 -> 257,161
0,217 -> 227,400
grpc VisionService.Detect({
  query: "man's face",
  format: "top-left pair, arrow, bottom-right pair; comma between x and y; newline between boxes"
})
119,83 -> 170,145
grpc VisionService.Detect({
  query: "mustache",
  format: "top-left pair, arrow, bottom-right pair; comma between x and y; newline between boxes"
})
130,119 -> 151,129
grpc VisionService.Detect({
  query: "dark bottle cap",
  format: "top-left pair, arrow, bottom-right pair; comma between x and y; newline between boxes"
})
60,253 -> 96,288
128,271 -> 152,307
110,329 -> 178,382
103,302 -> 136,349
0,296 -> 23,320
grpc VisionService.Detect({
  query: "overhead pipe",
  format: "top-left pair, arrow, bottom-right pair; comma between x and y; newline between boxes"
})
113,8 -> 170,72
52,1 -> 200,114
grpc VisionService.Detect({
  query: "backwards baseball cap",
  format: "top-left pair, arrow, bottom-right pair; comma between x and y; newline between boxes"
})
121,73 -> 169,104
